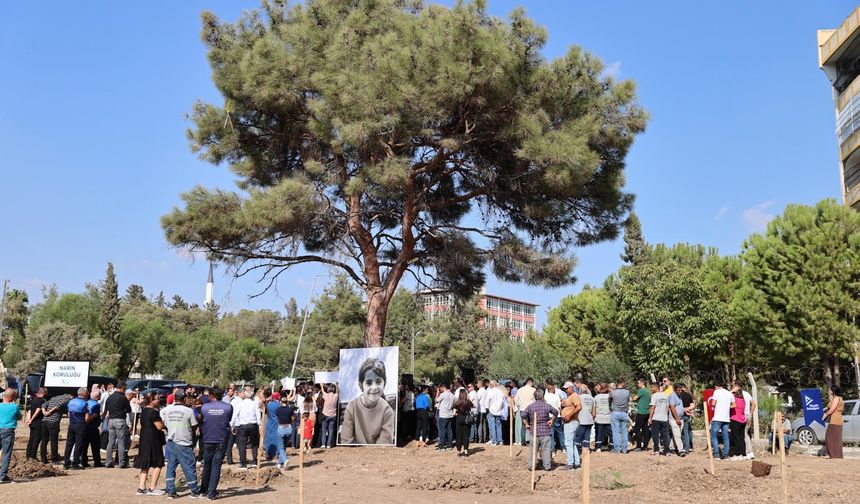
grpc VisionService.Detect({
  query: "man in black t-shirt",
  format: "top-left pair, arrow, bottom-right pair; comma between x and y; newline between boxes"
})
675,383 -> 695,454
26,388 -> 47,460
104,382 -> 132,468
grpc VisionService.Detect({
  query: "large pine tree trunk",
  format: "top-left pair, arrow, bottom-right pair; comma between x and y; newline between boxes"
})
823,354 -> 833,391
364,289 -> 389,348
834,354 -> 841,389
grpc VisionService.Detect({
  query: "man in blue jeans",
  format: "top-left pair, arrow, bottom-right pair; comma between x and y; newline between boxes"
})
559,381 -> 581,470
609,379 -> 631,453
708,382 -> 735,459
0,388 -> 21,484
435,383 -> 454,450
201,387 -> 232,499
676,383 -> 695,454
161,391 -> 202,498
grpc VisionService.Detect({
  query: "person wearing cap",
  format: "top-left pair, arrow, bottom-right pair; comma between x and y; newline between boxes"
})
161,390 -> 202,498
559,381 -> 582,470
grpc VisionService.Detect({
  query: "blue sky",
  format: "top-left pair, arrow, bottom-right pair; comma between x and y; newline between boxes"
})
0,1 -> 853,326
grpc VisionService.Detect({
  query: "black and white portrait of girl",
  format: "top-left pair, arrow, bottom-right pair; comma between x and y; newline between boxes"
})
340,357 -> 396,444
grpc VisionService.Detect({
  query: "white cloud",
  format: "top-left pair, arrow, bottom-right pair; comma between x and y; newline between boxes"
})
742,200 -> 777,233
604,61 -> 622,79
713,206 -> 730,221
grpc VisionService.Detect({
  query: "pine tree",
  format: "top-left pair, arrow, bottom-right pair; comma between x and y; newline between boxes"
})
621,212 -> 649,265
155,291 -> 166,307
170,295 -> 188,310
125,284 -> 147,304
99,262 -> 123,375
162,0 -> 647,347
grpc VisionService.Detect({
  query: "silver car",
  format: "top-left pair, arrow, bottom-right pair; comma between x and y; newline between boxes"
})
792,399 -> 859,445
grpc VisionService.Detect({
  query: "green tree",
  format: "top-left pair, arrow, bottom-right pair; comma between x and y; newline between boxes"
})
161,0 -> 647,347
125,284 -> 147,305
741,199 -> 860,388
620,212 -> 649,265
587,352 -> 633,385
29,288 -> 100,336
16,322 -> 103,374
99,262 -> 126,376
1,289 -> 30,367
487,337 -> 570,384
615,260 -> 726,380
219,309 -> 283,344
543,287 -> 617,372
288,275 -> 365,376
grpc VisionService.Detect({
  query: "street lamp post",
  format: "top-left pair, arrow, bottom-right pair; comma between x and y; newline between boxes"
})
289,273 -> 330,378
410,328 -> 422,376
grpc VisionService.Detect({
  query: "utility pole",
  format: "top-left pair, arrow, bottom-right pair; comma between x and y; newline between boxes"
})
289,274 -> 329,379
0,279 -> 8,345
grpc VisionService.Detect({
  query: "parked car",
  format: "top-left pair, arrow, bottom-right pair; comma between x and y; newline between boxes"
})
127,379 -> 186,392
792,399 -> 860,445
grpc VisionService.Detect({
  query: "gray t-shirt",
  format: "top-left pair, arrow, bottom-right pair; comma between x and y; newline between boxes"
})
609,388 -> 631,413
578,393 -> 594,425
160,404 -> 198,446
650,393 -> 669,422
594,393 -> 611,424
436,390 -> 455,419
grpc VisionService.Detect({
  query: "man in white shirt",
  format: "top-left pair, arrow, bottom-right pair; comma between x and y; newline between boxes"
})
486,381 -> 506,446
544,380 -> 564,452
514,378 -> 536,445
707,383 -> 735,460
230,390 -> 262,469
435,383 -> 455,450
467,384 -> 479,442
475,380 -> 488,443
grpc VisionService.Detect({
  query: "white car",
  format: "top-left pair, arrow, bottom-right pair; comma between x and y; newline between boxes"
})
792,399 -> 859,445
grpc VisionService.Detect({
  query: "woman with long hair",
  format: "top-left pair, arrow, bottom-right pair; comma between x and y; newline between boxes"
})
133,393 -> 166,496
453,389 -> 472,457
822,386 -> 844,459
728,387 -> 747,460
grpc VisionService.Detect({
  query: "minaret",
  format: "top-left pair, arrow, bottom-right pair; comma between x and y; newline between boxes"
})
205,262 -> 215,307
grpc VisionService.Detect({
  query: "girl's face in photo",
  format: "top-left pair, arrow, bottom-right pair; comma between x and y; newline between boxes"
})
360,369 -> 385,408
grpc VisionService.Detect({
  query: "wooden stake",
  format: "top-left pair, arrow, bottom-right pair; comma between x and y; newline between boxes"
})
256,419 -> 265,486
509,402 -> 514,457
704,404 -> 715,475
777,412 -> 788,504
582,445 -> 590,504
299,435 -> 305,504
771,414 -> 777,455
530,412 -> 537,491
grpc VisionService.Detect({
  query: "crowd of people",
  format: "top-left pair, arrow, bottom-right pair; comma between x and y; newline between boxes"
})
0,374 -> 848,495
396,376 -> 811,471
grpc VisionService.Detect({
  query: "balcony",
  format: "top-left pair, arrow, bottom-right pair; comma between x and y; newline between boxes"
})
819,6 -> 860,68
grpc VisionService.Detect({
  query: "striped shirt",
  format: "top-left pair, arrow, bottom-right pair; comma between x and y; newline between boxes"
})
41,394 -> 72,424
522,400 -> 559,438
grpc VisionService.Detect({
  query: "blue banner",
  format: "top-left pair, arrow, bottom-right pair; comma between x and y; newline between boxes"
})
800,388 -> 825,428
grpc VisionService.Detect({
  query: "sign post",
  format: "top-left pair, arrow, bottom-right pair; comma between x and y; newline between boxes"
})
704,404 -> 715,475
530,413 -> 537,491
777,412 -> 788,504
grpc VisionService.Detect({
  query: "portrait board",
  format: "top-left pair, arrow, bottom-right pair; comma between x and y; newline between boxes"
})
337,346 -> 399,445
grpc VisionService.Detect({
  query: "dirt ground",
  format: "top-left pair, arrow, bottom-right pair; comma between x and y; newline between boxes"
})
3,423 -> 859,503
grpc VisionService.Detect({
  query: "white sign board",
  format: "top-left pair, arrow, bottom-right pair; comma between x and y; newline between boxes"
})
44,360 -> 90,388
281,377 -> 296,391
314,371 -> 339,384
